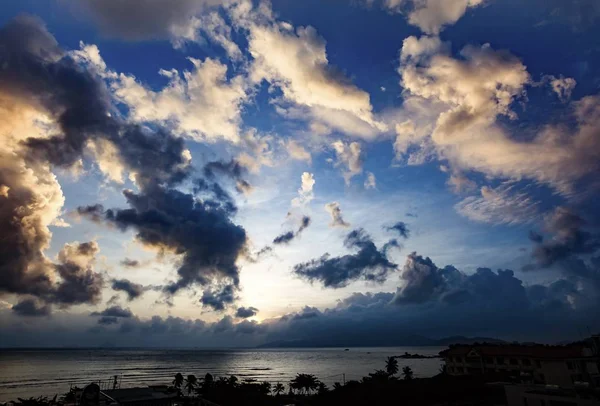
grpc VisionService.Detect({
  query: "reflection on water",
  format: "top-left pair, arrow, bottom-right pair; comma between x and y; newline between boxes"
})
0,347 -> 444,401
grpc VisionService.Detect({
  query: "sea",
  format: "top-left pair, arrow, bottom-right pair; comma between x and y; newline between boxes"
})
0,347 -> 444,402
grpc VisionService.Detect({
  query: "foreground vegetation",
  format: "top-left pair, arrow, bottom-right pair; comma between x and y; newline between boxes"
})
5,357 -> 505,406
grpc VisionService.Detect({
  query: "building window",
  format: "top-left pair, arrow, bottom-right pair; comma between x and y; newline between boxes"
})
510,358 -> 519,365
497,357 -> 505,365
522,359 -> 531,366
456,357 -> 462,363
567,361 -> 573,370
539,373 -> 545,383
485,357 -> 494,364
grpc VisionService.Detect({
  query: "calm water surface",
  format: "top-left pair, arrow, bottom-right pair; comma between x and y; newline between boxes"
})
0,347 -> 444,401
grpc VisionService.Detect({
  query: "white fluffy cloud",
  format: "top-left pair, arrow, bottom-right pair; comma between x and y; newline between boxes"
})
113,58 -> 248,143
365,0 -> 484,34
291,172 -> 316,208
232,1 -> 386,139
397,35 -> 600,196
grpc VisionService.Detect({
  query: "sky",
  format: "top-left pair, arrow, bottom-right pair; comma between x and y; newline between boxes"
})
0,0 -> 599,348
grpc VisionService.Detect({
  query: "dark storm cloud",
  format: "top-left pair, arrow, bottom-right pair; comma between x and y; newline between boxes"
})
393,252 -> 463,304
120,258 -> 140,268
2,249 -> 600,346
111,279 -> 145,301
528,207 -> 599,268
235,306 -> 258,318
200,284 -> 237,311
71,0 -> 217,41
385,221 -> 410,239
91,305 -> 133,318
11,299 -> 51,317
80,187 -> 248,296
52,242 -> 104,306
293,228 -> 398,288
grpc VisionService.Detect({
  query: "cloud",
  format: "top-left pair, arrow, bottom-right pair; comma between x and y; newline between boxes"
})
78,185 -> 248,300
120,258 -> 141,268
331,140 -> 363,185
543,75 -> 577,102
325,202 -> 350,228
91,305 -> 133,318
112,56 -> 248,143
293,228 -> 398,288
12,298 -> 51,317
284,140 -> 312,163
111,279 -> 145,301
273,216 -> 311,245
0,16 -> 250,311
397,35 -> 600,196
364,0 -> 484,34
385,222 -> 410,238
455,183 -> 541,225
527,207 -> 599,269
291,172 -> 316,207
52,241 -> 104,306
72,0 -> 223,43
200,284 -> 237,311
235,306 -> 258,318
364,172 -> 377,190
232,1 -> 386,138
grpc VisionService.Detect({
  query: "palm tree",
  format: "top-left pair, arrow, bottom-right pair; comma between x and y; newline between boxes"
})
402,366 -> 414,380
273,383 -> 285,396
317,382 -> 329,395
333,382 -> 343,391
185,374 -> 198,394
172,373 -> 184,390
385,356 -> 399,376
290,373 -> 319,395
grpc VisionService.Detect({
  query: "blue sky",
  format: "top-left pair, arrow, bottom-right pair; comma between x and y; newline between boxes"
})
0,0 -> 599,347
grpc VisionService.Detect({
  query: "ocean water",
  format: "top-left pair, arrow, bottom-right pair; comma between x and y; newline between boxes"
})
0,347 -> 444,402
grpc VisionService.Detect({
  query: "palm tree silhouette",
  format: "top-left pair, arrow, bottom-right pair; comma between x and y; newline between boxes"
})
172,373 -> 184,390
402,366 -> 414,380
385,356 -> 399,376
273,383 -> 285,396
185,374 -> 198,394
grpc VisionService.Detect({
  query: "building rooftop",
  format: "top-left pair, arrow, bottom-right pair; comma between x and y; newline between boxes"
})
440,343 -> 588,359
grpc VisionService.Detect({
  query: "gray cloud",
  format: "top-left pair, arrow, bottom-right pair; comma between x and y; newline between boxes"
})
385,221 -> 410,238
71,0 -> 221,42
293,228 -> 398,288
120,258 -> 140,268
91,305 -> 133,318
200,284 -> 237,311
235,306 -> 258,318
0,15 -> 248,314
273,216 -> 312,245
111,279 -> 145,301
11,298 -> 51,317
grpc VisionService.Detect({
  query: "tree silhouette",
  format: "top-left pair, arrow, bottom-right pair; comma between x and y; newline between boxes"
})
185,374 -> 198,394
290,373 -> 320,395
273,383 -> 285,396
385,356 -> 399,376
172,373 -> 184,390
402,366 -> 414,380
317,382 -> 329,394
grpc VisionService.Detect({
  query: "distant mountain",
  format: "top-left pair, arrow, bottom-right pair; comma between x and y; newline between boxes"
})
256,335 -> 504,348
432,336 -> 506,346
